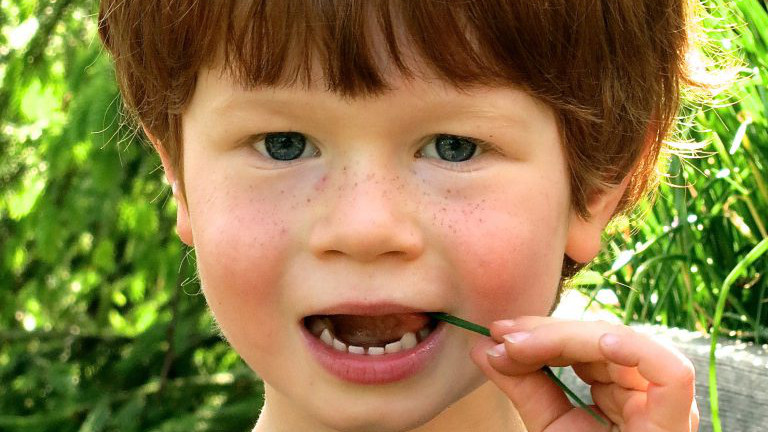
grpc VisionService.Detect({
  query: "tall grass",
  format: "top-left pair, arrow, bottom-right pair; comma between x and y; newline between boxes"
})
574,1 -> 768,430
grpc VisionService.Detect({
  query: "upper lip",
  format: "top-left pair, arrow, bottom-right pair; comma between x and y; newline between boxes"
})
303,301 -> 438,317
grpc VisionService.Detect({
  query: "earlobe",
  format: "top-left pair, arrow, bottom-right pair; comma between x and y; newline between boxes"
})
143,127 -> 194,247
170,181 -> 195,247
565,175 -> 631,263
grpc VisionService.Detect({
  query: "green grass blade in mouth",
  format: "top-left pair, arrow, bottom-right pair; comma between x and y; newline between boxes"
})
428,312 -> 491,336
427,312 -> 608,426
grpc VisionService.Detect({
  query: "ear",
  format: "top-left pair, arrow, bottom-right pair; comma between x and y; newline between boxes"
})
143,127 -> 194,246
564,174 -> 631,263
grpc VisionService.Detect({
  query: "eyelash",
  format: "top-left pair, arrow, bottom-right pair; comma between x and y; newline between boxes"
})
415,135 -> 498,169
247,132 -> 498,166
248,132 -> 320,163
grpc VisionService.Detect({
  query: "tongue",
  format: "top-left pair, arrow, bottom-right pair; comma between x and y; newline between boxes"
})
329,314 -> 430,346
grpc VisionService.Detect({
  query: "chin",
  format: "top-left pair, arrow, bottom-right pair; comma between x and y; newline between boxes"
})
309,397 -> 445,432
286,372 -> 486,432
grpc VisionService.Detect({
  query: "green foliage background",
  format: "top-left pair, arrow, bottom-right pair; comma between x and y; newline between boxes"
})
0,1 -> 766,431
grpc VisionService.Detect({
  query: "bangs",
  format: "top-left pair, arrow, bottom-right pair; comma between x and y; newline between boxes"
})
211,1 -> 603,112
102,0 -> 685,120
218,0 -> 525,95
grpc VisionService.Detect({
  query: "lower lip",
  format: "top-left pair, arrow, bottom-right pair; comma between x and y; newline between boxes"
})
301,322 -> 446,385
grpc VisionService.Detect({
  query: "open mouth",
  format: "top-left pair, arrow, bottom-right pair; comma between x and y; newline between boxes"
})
303,313 -> 440,356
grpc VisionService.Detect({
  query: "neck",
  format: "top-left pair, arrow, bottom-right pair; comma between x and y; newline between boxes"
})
252,381 -> 525,432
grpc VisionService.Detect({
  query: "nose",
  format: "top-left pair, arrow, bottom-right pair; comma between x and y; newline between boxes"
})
309,168 -> 424,263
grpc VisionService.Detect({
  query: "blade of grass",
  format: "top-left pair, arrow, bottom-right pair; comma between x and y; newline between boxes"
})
756,279 -> 767,345
628,254 -> 688,324
427,312 -> 608,426
708,238 -> 768,432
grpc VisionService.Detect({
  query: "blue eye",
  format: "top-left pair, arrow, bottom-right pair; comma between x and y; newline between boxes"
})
419,134 -> 479,162
254,132 -> 318,161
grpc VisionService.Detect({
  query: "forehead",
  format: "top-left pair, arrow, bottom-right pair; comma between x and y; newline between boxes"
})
190,64 -> 552,135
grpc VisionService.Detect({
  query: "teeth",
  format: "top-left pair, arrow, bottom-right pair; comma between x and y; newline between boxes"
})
348,345 -> 365,355
400,332 -> 417,350
311,319 -> 436,355
332,338 -> 347,352
385,340 -> 403,354
320,329 -> 333,346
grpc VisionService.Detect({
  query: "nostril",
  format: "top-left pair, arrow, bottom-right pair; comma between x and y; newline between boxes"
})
308,215 -> 424,262
307,173 -> 424,261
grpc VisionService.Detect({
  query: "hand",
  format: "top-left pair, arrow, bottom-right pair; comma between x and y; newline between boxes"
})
470,317 -> 699,432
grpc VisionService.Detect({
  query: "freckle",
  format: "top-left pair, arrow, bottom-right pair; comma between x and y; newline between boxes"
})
306,198 -> 311,203
314,176 -> 327,191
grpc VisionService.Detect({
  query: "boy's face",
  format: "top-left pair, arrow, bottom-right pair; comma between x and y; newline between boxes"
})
168,67 -> 604,431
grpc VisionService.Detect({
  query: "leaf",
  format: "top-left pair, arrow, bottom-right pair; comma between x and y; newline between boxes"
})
78,399 -> 111,432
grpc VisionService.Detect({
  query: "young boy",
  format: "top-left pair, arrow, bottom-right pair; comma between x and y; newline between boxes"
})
98,1 -> 702,431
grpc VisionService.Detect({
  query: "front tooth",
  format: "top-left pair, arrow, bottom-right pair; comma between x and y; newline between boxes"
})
418,328 -> 430,341
348,345 -> 365,355
400,332 -> 417,350
385,340 -> 403,354
320,329 -> 334,346
332,338 -> 347,352
367,347 -> 385,355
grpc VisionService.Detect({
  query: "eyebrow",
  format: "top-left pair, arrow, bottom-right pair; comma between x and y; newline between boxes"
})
208,97 -> 537,143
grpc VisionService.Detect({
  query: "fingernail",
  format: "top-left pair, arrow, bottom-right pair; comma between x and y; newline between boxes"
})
503,332 -> 531,344
486,343 -> 507,358
494,319 -> 516,328
600,333 -> 620,348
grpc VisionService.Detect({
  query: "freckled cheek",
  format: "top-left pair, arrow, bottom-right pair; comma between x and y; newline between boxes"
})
187,185 -> 299,347
434,199 -> 567,321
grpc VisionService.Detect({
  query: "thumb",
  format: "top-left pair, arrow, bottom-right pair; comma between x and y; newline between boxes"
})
470,339 -> 604,432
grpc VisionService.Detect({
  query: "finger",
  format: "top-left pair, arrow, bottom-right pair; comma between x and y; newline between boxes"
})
497,321 -> 634,368
590,382 -> 647,426
590,384 -> 692,432
572,361 -> 649,391
489,320 -> 696,430
486,321 -> 636,381
599,332 -> 696,429
472,339 -> 611,432
489,316 -> 564,342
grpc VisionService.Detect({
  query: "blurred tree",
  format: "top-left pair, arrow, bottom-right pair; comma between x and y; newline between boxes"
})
1,1 -> 263,431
